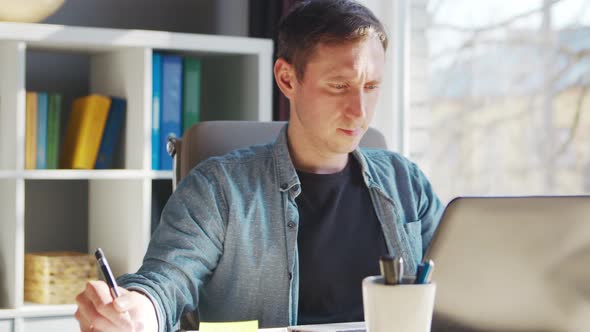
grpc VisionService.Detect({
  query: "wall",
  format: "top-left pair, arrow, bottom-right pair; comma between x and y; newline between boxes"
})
43,0 -> 217,34
41,0 -> 248,36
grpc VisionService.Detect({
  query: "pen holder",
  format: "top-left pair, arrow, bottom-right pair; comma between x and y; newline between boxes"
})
362,275 -> 436,332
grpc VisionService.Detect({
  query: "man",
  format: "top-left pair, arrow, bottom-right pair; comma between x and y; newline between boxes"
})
75,0 -> 444,331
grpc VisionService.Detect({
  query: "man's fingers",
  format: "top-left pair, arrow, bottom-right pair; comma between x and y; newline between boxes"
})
75,292 -> 102,328
74,308 -> 93,332
113,290 -> 134,312
77,281 -> 133,329
85,280 -> 113,308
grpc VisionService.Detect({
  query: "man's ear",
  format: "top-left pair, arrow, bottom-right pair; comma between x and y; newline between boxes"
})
274,57 -> 297,99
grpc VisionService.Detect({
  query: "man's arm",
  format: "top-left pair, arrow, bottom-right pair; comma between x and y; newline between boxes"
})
77,166 -> 227,332
119,167 -> 227,331
411,164 -> 445,255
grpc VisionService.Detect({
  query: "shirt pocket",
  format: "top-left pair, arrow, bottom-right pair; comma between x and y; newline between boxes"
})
403,219 -> 423,263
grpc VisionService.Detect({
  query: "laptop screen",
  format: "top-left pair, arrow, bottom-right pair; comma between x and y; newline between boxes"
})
425,196 -> 590,332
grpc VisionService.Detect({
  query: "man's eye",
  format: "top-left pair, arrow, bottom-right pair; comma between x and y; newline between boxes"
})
330,83 -> 347,89
365,84 -> 379,90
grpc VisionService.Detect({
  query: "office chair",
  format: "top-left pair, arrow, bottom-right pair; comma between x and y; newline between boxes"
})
167,120 -> 388,191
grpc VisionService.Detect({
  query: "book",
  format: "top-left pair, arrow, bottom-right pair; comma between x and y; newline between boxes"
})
46,93 -> 62,169
95,97 -> 126,169
159,54 -> 183,170
182,57 -> 201,132
60,94 -> 112,169
25,92 -> 38,169
152,52 -> 162,170
36,92 -> 49,169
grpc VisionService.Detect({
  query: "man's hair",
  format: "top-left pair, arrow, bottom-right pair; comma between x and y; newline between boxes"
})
277,0 -> 388,81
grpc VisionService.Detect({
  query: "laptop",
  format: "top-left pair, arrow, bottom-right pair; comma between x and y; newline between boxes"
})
425,196 -> 590,332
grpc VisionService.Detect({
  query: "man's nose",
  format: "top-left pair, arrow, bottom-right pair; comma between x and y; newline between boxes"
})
345,91 -> 367,119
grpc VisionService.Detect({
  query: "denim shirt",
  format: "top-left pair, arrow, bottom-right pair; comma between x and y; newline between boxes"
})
118,125 -> 444,331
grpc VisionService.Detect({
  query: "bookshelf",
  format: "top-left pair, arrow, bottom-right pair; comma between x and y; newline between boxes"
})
0,22 -> 273,331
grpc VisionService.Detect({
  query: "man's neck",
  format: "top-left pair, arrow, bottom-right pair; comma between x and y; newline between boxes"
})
287,126 -> 349,174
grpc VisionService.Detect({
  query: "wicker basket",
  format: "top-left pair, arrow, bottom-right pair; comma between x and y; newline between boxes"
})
24,252 -> 98,304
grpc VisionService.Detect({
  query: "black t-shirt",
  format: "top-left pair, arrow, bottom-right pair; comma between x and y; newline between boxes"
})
296,155 -> 388,325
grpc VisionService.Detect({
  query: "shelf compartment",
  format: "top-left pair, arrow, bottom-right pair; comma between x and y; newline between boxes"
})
23,179 -> 151,278
24,47 -> 150,171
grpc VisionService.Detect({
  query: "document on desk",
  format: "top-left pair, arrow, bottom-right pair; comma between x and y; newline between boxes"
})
288,321 -> 366,332
190,321 -> 364,332
199,320 -> 259,332
191,324 -> 287,332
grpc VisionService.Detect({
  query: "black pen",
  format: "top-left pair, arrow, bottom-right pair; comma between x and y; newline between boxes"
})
95,248 -> 120,298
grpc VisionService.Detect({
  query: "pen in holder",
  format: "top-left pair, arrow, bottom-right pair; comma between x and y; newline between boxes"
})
379,255 -> 406,285
362,275 -> 436,332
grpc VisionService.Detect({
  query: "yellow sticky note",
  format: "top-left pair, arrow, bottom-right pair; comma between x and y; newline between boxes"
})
199,320 -> 258,332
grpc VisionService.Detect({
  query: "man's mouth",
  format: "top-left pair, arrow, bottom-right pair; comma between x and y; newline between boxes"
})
338,128 -> 361,136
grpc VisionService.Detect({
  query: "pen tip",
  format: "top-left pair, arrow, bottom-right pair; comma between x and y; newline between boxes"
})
94,248 -> 104,260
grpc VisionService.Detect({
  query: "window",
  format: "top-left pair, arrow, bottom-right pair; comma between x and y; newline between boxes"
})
409,0 -> 590,203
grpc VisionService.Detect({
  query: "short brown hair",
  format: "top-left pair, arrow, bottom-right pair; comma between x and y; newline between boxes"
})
277,0 -> 388,81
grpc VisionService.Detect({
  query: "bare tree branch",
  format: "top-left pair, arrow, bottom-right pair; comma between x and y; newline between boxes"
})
551,82 -> 590,159
430,31 -> 590,62
430,0 -> 565,33
428,0 -> 446,18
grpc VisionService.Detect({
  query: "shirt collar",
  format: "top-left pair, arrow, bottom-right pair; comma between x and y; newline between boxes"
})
271,124 -> 301,196
271,123 -> 378,195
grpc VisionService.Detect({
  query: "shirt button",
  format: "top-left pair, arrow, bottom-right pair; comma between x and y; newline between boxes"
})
288,272 -> 293,280
281,183 -> 288,190
287,221 -> 297,228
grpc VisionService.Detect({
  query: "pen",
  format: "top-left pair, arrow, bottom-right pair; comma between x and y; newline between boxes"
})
95,248 -> 120,298
394,256 -> 404,285
423,259 -> 435,283
379,255 -> 397,285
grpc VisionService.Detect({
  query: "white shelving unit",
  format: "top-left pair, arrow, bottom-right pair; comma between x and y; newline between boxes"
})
0,22 -> 273,331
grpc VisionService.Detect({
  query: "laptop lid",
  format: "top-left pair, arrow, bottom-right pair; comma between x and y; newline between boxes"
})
425,196 -> 590,332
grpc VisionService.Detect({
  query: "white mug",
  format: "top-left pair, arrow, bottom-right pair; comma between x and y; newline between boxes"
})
362,276 -> 436,332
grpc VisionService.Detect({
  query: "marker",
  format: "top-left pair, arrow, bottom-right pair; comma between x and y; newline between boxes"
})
416,259 -> 434,284
379,255 -> 397,285
95,248 -> 120,298
414,263 -> 425,284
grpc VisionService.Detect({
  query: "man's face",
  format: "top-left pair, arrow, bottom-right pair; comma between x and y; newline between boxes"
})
290,35 -> 385,156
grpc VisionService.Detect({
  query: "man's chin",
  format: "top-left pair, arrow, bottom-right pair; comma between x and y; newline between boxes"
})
332,141 -> 361,154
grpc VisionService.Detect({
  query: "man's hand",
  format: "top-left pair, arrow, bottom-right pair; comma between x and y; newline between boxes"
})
75,280 -> 158,332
